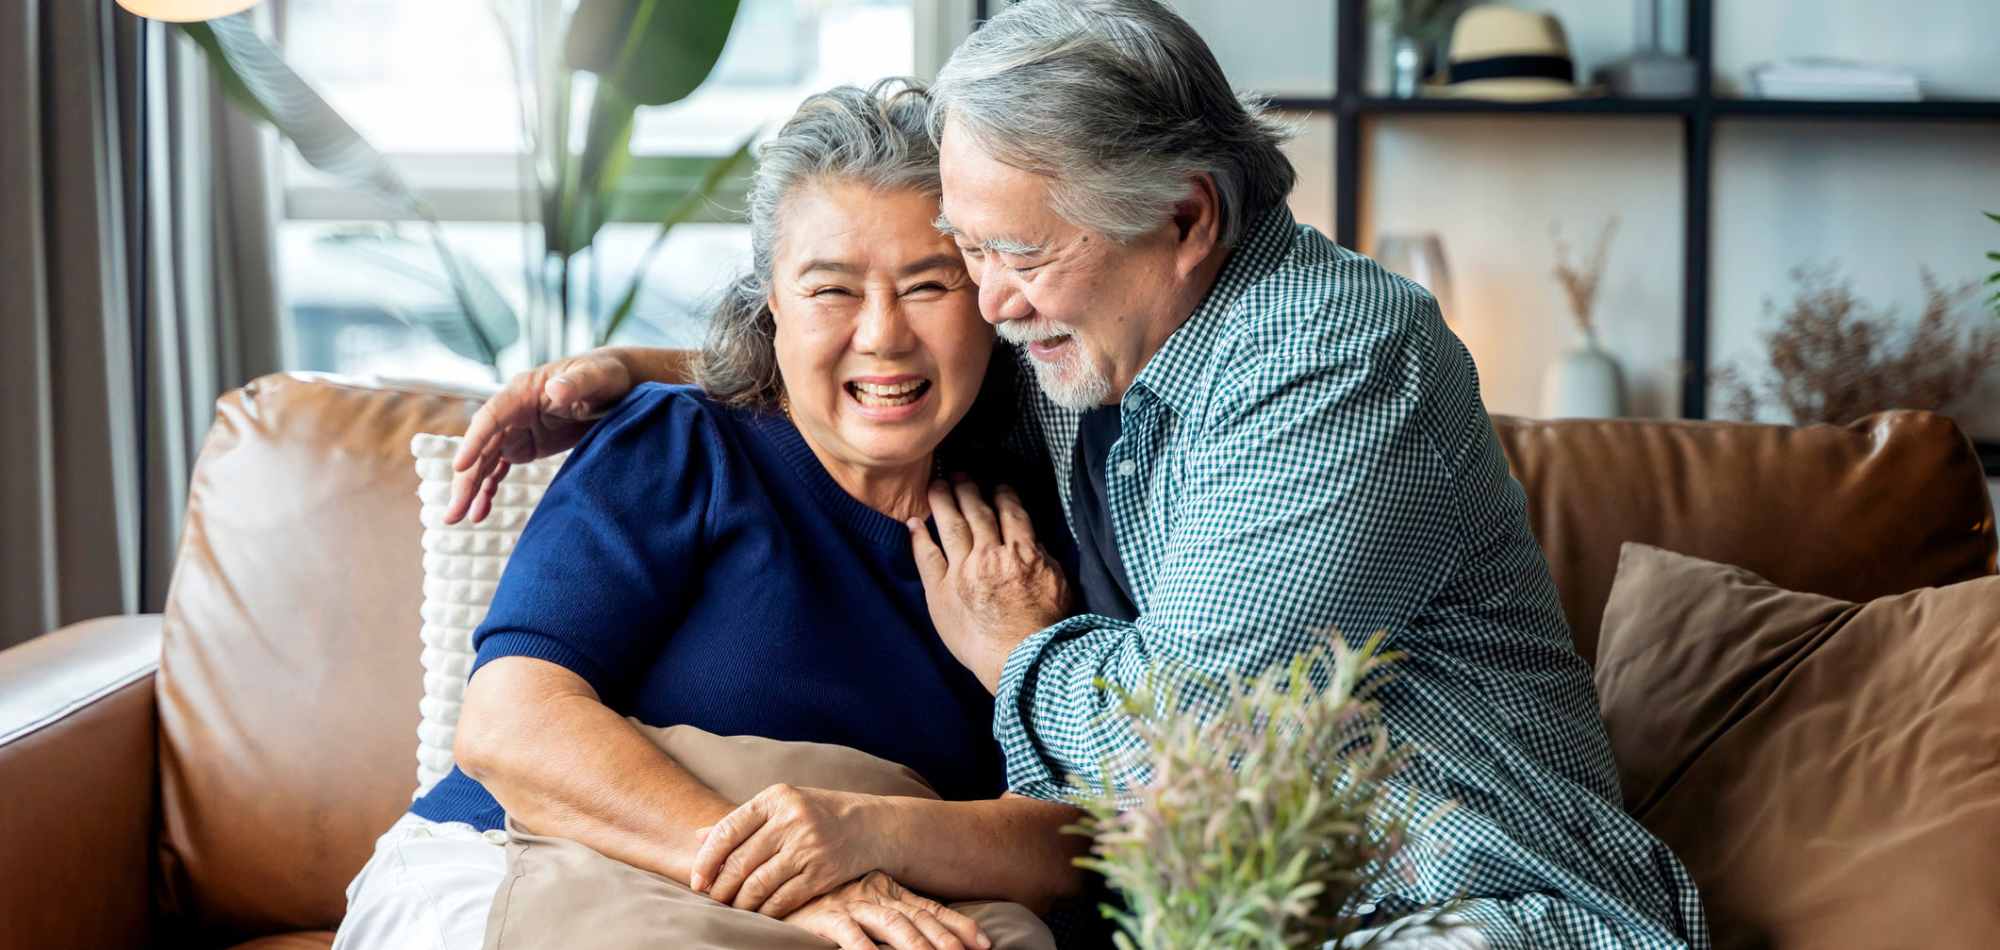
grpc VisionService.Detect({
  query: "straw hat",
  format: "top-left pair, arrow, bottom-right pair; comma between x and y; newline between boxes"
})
1427,5 -> 1599,101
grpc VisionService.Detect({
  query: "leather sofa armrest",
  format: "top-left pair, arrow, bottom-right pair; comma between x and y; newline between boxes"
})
0,615 -> 164,950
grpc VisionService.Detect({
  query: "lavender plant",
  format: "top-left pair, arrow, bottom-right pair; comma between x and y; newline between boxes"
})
1064,632 -> 1450,950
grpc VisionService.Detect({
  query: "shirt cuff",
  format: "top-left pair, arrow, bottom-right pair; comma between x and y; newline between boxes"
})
470,629 -> 615,697
992,613 -> 1126,800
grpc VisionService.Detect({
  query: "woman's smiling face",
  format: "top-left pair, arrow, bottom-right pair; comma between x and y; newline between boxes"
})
768,179 -> 992,475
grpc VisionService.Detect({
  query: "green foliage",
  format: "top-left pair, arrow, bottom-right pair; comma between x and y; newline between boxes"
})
1985,211 -> 1999,315
181,1 -> 754,370
180,17 -> 515,365
1065,632 -> 1454,950
565,0 -> 741,106
600,135 -> 759,345
312,227 -> 518,363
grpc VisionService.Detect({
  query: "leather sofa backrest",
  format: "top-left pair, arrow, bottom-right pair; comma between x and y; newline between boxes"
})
1491,411 -> 1996,665
156,374 -> 479,943
151,372 -> 1996,940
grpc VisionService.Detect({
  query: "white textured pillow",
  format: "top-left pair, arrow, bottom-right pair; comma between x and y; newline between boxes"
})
409,434 -> 568,797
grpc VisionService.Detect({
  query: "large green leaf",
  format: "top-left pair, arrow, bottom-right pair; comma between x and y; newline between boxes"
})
182,18 -> 407,202
598,133 -> 758,346
563,0 -> 742,106
314,228 -> 520,365
180,16 -> 517,365
549,81 -> 640,259
597,155 -> 753,223
1988,212 -> 2000,315
538,68 -> 577,265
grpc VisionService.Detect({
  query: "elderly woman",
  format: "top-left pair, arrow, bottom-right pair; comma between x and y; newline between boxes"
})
331,80 -> 1084,950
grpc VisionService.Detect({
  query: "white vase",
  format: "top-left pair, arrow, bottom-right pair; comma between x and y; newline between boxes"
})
1542,333 -> 1626,418
1390,36 -> 1424,98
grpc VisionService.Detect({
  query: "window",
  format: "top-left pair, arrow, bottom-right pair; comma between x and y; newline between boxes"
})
274,0 -> 921,384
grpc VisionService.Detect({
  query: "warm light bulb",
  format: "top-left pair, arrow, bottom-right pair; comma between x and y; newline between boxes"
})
113,0 -> 261,22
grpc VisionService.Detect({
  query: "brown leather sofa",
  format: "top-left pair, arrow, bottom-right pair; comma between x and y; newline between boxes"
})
3,371 -> 1994,950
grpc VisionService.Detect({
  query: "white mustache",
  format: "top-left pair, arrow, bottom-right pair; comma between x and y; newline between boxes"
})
995,320 -> 1073,345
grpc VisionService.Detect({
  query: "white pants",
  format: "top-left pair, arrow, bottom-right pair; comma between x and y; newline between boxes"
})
332,813 -> 509,950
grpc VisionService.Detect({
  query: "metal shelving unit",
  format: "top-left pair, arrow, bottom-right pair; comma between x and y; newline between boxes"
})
971,0 -> 2000,473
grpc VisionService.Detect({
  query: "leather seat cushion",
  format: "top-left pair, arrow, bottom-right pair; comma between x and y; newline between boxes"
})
156,375 -> 481,941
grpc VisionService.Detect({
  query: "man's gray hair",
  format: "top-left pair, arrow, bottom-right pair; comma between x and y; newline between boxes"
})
928,0 -> 1296,246
694,78 -> 942,407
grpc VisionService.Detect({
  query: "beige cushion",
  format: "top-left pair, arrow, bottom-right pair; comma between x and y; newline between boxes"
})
1594,542 -> 2000,949
486,726 -> 1054,950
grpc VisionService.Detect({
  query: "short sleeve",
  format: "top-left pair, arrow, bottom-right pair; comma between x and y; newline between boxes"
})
469,385 -> 721,698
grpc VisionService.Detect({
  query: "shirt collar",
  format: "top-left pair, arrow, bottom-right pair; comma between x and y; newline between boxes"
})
1127,205 -> 1298,418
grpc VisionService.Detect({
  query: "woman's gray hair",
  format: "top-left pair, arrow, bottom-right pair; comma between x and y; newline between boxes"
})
928,0 -> 1296,247
694,78 -> 942,408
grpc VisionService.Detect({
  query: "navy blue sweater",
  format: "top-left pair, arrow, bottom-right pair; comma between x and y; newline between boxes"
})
411,384 -> 1037,831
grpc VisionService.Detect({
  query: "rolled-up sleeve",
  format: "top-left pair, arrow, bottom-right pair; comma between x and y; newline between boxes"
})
470,387 -> 719,699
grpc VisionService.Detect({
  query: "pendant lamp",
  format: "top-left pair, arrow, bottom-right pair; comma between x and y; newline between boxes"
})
113,0 -> 260,22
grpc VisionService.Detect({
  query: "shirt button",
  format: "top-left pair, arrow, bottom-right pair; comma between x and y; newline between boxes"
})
1114,460 -> 1136,477
482,829 -> 509,845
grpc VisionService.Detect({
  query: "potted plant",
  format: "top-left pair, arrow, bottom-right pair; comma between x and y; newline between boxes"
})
1065,632 -> 1454,949
180,0 -> 756,375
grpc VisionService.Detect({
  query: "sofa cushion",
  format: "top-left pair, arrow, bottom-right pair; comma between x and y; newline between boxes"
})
157,374 -> 481,942
1492,410 -> 1996,665
409,434 -> 565,797
1594,542 -> 2000,949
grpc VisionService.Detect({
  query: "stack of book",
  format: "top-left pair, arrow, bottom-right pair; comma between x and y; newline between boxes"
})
1749,58 -> 1923,101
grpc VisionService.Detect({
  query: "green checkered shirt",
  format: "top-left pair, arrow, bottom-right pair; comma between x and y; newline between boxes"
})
998,208 -> 1709,948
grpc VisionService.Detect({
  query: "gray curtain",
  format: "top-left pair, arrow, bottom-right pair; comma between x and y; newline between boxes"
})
0,0 -> 282,649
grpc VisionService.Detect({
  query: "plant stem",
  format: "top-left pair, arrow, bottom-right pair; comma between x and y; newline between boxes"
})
559,253 -> 573,359
589,244 -> 603,344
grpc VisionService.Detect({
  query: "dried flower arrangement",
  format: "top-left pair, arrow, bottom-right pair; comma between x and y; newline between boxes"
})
1551,217 -> 1621,339
1714,264 -> 2000,426
1064,632 -> 1453,950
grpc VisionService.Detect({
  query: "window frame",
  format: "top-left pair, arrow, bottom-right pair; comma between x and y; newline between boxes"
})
273,0 -> 968,225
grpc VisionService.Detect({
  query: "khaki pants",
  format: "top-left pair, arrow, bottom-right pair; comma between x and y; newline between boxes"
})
482,723 -> 1056,950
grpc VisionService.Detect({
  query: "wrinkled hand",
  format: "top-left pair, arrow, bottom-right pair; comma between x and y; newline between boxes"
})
909,479 -> 1070,693
689,784 -> 886,919
781,871 -> 990,950
444,350 -> 633,524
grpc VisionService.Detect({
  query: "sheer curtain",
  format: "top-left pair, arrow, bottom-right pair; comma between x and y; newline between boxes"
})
0,0 -> 282,649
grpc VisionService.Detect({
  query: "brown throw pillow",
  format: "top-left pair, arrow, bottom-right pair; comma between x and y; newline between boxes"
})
1593,542 -> 2000,950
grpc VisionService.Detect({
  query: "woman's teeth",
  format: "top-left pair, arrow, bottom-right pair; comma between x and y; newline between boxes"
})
847,380 -> 930,407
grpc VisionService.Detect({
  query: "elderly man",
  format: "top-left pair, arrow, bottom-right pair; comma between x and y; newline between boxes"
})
448,2 -> 1707,946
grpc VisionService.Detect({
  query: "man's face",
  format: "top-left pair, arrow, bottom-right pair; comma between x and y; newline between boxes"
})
936,120 -> 1187,409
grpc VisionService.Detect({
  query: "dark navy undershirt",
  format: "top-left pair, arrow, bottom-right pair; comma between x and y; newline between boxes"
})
1068,406 -> 1140,622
